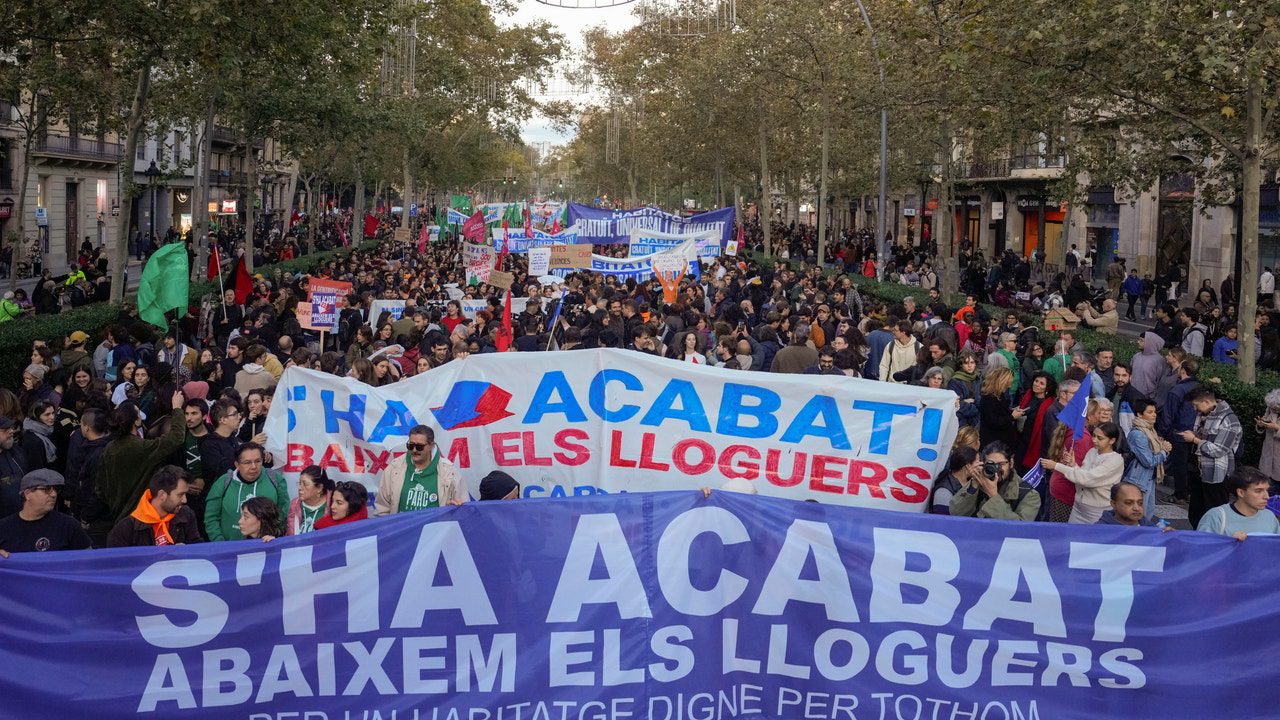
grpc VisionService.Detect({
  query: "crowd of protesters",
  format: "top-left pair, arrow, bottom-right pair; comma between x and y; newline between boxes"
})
1,212 -> 1277,556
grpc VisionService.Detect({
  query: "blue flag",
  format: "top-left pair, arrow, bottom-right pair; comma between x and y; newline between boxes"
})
1022,461 -> 1045,488
1060,372 -> 1093,441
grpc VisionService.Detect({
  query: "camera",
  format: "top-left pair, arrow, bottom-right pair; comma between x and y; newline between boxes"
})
982,462 -> 1002,479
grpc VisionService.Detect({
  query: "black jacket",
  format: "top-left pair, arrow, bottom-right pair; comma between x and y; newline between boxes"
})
199,432 -> 241,486
106,505 -> 204,547
65,432 -> 109,518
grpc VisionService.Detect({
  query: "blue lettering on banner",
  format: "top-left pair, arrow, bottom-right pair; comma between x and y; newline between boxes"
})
569,203 -> 737,246
0,492 -> 1273,719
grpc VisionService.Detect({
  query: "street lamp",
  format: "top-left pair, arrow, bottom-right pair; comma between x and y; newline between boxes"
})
143,160 -> 161,248
852,0 -> 889,276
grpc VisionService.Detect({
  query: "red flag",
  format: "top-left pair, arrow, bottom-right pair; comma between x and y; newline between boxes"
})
206,243 -> 221,281
737,221 -> 744,247
495,289 -> 513,352
499,218 -> 510,269
363,213 -> 378,239
418,223 -> 428,253
462,211 -> 487,244
337,223 -> 349,249
232,256 -> 253,305
524,201 -> 532,239
289,210 -> 300,228
551,215 -> 561,234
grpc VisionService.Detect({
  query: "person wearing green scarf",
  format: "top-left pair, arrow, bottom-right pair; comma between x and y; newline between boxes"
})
374,425 -> 467,515
995,332 -> 1021,396
948,352 -> 982,428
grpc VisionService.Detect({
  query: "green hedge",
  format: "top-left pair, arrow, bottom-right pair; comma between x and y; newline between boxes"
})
0,241 -> 375,390
749,254 -> 1270,464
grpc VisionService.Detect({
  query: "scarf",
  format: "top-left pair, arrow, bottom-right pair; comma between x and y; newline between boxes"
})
129,489 -> 175,545
1018,391 -> 1054,469
315,505 -> 369,530
1132,416 -> 1165,483
21,419 -> 56,463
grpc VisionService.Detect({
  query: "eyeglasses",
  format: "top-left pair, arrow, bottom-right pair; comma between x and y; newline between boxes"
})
406,442 -> 429,451
237,458 -> 263,466
27,486 -> 57,494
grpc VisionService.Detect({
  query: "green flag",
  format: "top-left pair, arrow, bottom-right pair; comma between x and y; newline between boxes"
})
137,242 -> 190,329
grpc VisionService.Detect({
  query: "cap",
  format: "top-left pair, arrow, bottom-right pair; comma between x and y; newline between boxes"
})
23,364 -> 46,381
20,469 -> 65,492
68,330 -> 89,345
479,471 -> 519,501
0,416 -> 15,430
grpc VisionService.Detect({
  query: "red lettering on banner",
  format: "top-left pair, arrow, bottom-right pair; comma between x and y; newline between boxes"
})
365,448 -> 392,474
891,466 -> 931,504
553,429 -> 590,466
847,460 -> 888,498
809,455 -> 845,494
638,432 -> 671,472
719,445 -> 760,480
352,445 -> 367,474
672,439 -> 716,475
764,449 -> 807,487
492,432 -> 522,466
609,430 -> 637,468
285,444 -> 314,472
522,431 -> 553,467
319,443 -> 350,473
446,437 -> 471,468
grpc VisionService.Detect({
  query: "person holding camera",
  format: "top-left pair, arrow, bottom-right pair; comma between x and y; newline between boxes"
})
948,442 -> 1041,521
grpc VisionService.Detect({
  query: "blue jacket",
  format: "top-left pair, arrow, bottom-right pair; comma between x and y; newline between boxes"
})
1157,378 -> 1201,437
947,375 -> 981,427
864,329 -> 894,380
1121,275 -> 1143,296
1124,428 -> 1167,489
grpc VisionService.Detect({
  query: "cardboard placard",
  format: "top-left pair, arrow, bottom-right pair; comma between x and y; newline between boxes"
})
549,244 -> 591,270
488,270 -> 515,291
394,227 -> 411,243
527,247 -> 552,276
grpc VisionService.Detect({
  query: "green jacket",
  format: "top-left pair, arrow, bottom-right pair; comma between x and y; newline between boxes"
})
948,473 -> 1040,521
90,408 -> 187,536
204,467 -> 290,541
0,298 -> 21,323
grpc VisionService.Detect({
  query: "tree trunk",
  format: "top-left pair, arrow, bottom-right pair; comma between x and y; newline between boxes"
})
402,147 -> 414,233
244,139 -> 258,272
353,170 -> 366,244
191,98 -> 215,280
7,99 -> 37,291
112,61 -> 153,304
1237,79 -> 1262,384
817,105 -> 830,266
758,120 -> 772,256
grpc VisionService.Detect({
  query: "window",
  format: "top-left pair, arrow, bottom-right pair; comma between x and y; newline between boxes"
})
37,176 -> 47,208
137,140 -> 144,160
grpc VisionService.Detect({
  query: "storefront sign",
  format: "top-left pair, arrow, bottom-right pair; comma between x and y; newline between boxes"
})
220,199 -> 238,214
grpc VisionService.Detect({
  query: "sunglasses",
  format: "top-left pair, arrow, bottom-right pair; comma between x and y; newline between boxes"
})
406,442 -> 429,451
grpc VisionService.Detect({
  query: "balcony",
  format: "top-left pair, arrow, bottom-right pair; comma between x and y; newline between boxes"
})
211,125 -> 263,149
31,133 -> 124,165
208,169 -> 249,186
958,157 -> 1010,180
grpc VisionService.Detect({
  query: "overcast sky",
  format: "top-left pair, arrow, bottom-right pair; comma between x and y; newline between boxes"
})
503,0 -> 640,145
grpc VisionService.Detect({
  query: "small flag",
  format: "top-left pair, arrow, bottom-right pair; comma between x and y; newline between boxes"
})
137,243 -> 190,329
206,243 -> 221,281
524,201 -> 532,239
337,223 -> 349,249
363,213 -> 378,239
1060,373 -> 1093,442
1021,462 -> 1045,489
232,255 -> 253,305
418,223 -> 428,253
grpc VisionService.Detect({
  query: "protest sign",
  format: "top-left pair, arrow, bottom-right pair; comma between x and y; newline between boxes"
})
528,246 -> 552,276
549,243 -> 592,270
488,269 -> 515,291
293,303 -> 313,330
1,491 -> 1275,720
462,242 -> 496,285
725,239 -> 739,256
558,238 -> 700,282
393,227 -> 411,244
368,299 -> 407,325
460,297 -> 527,319
489,226 -> 581,253
569,203 -> 736,246
307,278 -> 350,331
264,348 -> 957,511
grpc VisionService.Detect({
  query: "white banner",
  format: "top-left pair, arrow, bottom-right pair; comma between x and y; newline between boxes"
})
368,299 -> 407,325
264,349 -> 958,511
462,242 -> 495,284
627,228 -> 721,258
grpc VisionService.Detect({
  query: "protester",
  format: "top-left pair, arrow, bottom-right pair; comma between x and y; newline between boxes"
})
1196,467 -> 1279,539
374,425 -> 465,515
0,469 -> 91,554
238,496 -> 286,542
288,465 -> 334,535
204,443 -> 290,541
106,465 -> 202,547
948,442 -> 1039,520
480,470 -> 521,501
1124,399 -> 1171,522
1180,386 -> 1242,528
315,481 -> 370,530
85,398 -> 186,545
1041,421 -> 1124,524
1095,482 -> 1163,528
929,446 -> 980,515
